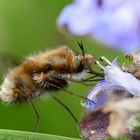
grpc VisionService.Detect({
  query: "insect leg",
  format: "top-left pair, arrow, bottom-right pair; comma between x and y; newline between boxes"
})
53,76 -> 102,86
30,100 -> 40,132
48,82 -> 96,105
87,68 -> 104,78
50,94 -> 79,125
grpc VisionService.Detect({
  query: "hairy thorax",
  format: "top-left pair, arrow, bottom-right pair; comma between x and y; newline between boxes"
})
0,46 -> 96,103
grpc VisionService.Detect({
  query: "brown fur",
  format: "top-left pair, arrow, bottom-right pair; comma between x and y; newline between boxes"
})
0,46 -> 96,103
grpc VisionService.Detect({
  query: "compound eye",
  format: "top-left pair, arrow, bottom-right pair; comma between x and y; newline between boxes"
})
73,57 -> 84,72
77,62 -> 84,72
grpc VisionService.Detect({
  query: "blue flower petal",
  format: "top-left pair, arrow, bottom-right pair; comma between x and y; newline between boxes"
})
81,80 -> 108,110
104,58 -> 140,97
111,57 -> 119,66
57,0 -> 140,52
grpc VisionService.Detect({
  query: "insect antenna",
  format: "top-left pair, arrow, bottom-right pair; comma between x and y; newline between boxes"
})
30,100 -> 40,132
50,94 -> 79,125
77,41 -> 86,56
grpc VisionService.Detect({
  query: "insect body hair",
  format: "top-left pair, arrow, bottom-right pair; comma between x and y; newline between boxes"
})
0,46 -> 96,103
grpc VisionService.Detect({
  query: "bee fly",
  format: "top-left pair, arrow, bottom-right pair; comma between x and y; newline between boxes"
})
0,42 -> 103,131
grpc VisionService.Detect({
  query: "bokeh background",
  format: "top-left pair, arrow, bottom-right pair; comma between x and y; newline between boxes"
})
0,0 -> 124,138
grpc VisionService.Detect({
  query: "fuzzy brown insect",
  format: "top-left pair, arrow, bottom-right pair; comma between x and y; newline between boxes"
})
0,43 -> 101,131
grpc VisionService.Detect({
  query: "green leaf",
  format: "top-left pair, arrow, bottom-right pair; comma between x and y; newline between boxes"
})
0,129 -> 82,140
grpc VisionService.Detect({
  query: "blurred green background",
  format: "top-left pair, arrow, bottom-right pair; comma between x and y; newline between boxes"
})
0,0 -> 124,139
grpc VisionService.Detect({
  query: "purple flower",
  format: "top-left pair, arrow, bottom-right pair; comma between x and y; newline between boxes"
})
81,80 -> 108,110
82,57 -> 140,110
57,0 -> 96,35
80,56 -> 140,139
57,0 -> 140,52
100,57 -> 140,97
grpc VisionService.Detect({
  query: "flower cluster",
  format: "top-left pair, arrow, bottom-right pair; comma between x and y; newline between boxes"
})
80,54 -> 140,139
57,0 -> 140,52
